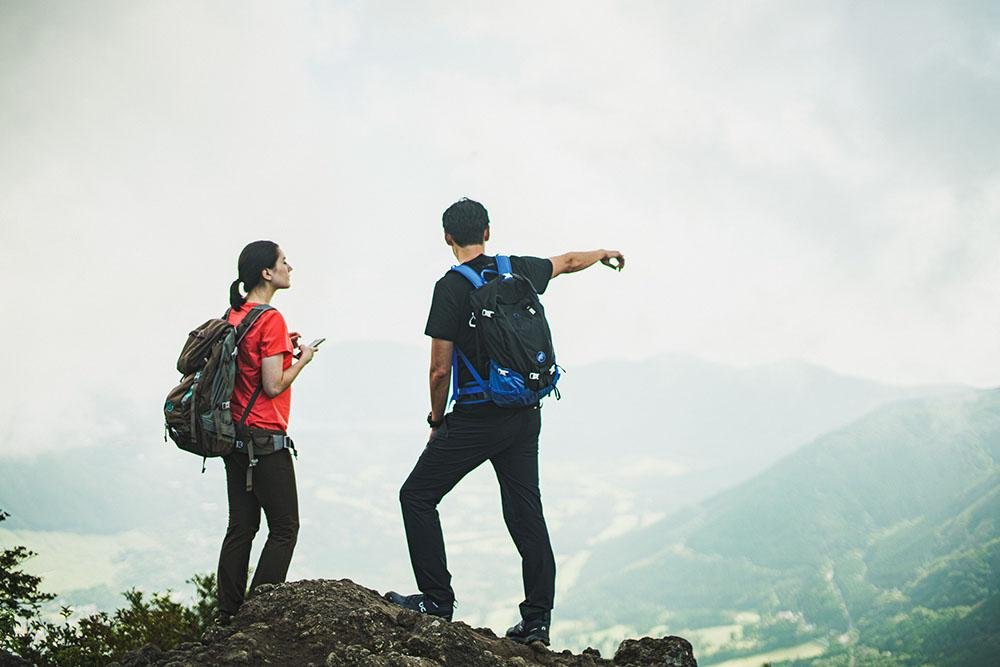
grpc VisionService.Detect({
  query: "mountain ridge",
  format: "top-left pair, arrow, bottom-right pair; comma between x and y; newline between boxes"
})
558,389 -> 1000,664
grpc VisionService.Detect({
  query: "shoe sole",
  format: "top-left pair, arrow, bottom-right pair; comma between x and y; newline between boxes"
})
384,592 -> 453,622
506,633 -> 550,646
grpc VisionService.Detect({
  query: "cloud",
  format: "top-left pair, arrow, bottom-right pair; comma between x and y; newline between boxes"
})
1,0 -> 998,455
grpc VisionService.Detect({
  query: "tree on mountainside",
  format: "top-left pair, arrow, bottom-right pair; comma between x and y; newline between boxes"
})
0,509 -> 217,665
1,509 -> 56,655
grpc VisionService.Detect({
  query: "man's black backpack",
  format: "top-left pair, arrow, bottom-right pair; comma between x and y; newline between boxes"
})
450,255 -> 560,407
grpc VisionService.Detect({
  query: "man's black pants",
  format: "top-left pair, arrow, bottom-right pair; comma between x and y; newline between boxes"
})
399,406 -> 556,622
217,449 -> 299,616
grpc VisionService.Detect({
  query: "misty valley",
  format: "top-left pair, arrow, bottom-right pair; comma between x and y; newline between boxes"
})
2,348 -> 997,665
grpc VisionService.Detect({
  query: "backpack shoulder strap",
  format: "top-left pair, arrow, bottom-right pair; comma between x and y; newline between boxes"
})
233,304 -> 275,442
495,254 -> 513,277
234,304 -> 275,345
450,264 -> 485,289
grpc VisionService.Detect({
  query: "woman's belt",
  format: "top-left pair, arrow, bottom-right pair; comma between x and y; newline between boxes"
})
234,425 -> 296,491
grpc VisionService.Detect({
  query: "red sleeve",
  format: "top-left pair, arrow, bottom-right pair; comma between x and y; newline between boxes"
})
257,310 -> 294,359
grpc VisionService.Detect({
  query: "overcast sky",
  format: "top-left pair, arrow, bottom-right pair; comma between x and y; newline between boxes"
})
2,1 -> 999,455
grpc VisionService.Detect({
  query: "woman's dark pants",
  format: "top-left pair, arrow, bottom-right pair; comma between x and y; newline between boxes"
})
217,449 -> 299,616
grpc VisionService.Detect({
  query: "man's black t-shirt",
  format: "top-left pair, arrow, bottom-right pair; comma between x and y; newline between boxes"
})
425,254 -> 553,412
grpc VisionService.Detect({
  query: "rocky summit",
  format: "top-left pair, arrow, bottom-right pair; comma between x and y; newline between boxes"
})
113,579 -> 696,666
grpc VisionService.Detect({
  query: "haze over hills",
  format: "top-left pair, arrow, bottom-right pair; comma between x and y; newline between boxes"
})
558,389 -> 1000,665
542,352 -> 955,468
0,343 -> 973,647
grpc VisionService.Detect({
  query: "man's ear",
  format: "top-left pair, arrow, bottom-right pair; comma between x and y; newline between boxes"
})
445,232 -> 454,247
483,226 -> 490,243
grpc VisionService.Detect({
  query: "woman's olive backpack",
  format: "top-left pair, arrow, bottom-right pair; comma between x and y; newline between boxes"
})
163,305 -> 272,467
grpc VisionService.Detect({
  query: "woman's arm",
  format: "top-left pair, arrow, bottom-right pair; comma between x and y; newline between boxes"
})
261,346 -> 315,398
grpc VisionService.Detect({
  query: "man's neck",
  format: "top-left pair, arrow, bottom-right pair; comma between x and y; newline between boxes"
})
453,244 -> 486,264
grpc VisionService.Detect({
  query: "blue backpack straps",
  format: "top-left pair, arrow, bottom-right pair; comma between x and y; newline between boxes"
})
450,263 -> 485,288
450,347 -> 490,405
450,347 -> 460,403
447,263 -> 489,405
495,254 -> 513,277
451,256 -> 511,286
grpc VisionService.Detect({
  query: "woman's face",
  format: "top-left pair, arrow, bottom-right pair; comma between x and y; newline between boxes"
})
266,247 -> 292,289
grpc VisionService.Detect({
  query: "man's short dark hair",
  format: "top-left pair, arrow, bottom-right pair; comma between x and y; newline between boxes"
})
442,198 -> 489,247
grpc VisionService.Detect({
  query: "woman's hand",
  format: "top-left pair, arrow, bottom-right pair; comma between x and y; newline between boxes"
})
297,343 -> 317,364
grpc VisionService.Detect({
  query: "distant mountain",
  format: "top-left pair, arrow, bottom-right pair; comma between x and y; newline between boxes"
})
559,389 -> 1000,665
545,354 -> 953,465
0,345 -> 966,640
293,344 -> 957,514
3,347 -> 939,535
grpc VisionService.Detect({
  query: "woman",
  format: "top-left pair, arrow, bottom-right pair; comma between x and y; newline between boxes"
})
217,240 -> 318,624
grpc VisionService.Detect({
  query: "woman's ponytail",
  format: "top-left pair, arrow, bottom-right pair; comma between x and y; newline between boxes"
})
230,240 -> 279,310
230,278 -> 246,310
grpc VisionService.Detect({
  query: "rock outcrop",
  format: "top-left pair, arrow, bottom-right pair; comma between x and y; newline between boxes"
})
114,579 -> 696,666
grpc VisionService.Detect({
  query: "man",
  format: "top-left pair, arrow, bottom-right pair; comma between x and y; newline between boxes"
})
386,198 -> 625,646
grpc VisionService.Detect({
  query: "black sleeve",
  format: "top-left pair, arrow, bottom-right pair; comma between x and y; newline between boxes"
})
424,276 -> 463,341
512,256 -> 553,295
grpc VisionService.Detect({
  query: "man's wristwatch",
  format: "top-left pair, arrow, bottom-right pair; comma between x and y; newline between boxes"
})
427,412 -> 444,428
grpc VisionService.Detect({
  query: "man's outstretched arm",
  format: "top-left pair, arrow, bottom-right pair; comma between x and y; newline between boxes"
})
549,249 -> 625,278
429,338 -> 454,424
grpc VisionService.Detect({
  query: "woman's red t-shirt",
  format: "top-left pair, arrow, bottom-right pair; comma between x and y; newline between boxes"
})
228,303 -> 294,432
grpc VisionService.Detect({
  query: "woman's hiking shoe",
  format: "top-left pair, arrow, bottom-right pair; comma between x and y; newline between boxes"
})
384,591 -> 454,621
505,618 -> 550,646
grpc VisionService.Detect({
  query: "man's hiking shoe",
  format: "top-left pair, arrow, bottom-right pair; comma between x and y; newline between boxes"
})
384,591 -> 453,621
506,618 -> 550,646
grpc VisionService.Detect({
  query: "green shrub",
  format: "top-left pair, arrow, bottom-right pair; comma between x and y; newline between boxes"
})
1,509 -> 217,666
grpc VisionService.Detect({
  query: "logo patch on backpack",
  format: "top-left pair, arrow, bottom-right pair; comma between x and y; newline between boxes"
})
536,351 -> 547,363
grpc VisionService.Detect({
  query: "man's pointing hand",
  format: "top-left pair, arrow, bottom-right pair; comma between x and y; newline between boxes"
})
601,251 -> 625,271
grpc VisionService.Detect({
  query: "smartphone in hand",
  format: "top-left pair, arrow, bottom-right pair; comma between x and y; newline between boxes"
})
308,338 -> 325,348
